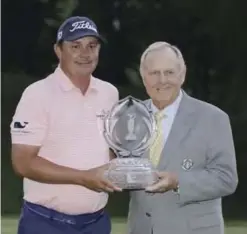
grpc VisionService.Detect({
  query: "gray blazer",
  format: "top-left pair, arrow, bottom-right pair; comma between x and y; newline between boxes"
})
127,91 -> 238,234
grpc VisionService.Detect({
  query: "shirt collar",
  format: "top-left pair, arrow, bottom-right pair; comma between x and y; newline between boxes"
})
151,90 -> 183,117
54,66 -> 98,92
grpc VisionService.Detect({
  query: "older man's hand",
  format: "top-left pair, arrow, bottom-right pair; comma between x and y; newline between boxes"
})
145,172 -> 178,193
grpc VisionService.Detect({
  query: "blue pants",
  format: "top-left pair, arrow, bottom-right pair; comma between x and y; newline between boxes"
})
17,201 -> 111,234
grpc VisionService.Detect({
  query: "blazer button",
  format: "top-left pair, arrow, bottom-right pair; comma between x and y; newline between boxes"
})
145,212 -> 151,217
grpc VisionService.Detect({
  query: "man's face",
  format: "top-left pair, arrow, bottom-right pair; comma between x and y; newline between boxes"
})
55,36 -> 101,77
142,48 -> 185,104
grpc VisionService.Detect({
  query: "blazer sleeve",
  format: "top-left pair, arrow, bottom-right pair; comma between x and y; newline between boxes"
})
177,112 -> 238,205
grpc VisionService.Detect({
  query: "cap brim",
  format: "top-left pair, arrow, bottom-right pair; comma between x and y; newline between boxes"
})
65,32 -> 106,44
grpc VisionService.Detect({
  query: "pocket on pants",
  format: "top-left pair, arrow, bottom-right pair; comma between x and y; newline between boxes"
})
17,205 -> 68,234
188,211 -> 221,231
83,211 -> 111,234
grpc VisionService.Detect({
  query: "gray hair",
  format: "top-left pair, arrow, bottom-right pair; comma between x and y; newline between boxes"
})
140,41 -> 186,76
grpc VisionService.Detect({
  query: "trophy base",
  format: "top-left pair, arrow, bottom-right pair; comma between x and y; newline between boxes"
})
104,158 -> 158,190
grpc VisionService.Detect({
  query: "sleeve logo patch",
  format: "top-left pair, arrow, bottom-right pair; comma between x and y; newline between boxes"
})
14,121 -> 29,129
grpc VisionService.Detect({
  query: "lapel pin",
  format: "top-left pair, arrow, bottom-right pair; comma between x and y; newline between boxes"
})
181,159 -> 194,171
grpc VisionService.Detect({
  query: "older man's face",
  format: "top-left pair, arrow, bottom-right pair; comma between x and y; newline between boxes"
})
142,48 -> 185,105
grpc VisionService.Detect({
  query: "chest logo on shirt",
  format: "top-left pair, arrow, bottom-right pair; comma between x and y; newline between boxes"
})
96,110 -> 109,120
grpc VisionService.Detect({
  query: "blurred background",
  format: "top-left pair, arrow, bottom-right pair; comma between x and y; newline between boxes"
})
2,0 -> 247,233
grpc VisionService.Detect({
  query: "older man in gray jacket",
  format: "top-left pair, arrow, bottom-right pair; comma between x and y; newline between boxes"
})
127,42 -> 238,234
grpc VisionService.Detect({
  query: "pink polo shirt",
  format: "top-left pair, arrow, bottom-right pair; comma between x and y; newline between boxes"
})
10,67 -> 119,215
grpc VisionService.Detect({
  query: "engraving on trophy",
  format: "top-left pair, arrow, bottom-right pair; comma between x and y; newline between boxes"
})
125,114 -> 137,141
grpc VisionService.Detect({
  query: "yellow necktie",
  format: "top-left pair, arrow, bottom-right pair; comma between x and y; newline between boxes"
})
149,111 -> 165,167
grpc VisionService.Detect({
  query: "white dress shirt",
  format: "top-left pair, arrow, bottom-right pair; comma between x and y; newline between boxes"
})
151,90 -> 183,145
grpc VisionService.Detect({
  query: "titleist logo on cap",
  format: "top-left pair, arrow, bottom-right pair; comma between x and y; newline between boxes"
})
69,21 -> 97,33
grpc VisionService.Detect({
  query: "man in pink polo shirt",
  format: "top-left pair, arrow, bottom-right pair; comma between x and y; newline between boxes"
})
10,16 -> 121,234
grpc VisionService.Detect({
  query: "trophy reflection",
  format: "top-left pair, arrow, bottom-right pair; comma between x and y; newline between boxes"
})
103,96 -> 158,190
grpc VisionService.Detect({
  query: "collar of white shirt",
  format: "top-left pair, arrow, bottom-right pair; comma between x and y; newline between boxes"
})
151,90 -> 183,118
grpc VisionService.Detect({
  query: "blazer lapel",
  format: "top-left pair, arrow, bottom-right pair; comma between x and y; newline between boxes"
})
156,92 -> 196,170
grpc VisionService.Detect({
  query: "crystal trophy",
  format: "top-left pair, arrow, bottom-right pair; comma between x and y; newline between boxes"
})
103,96 -> 159,190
